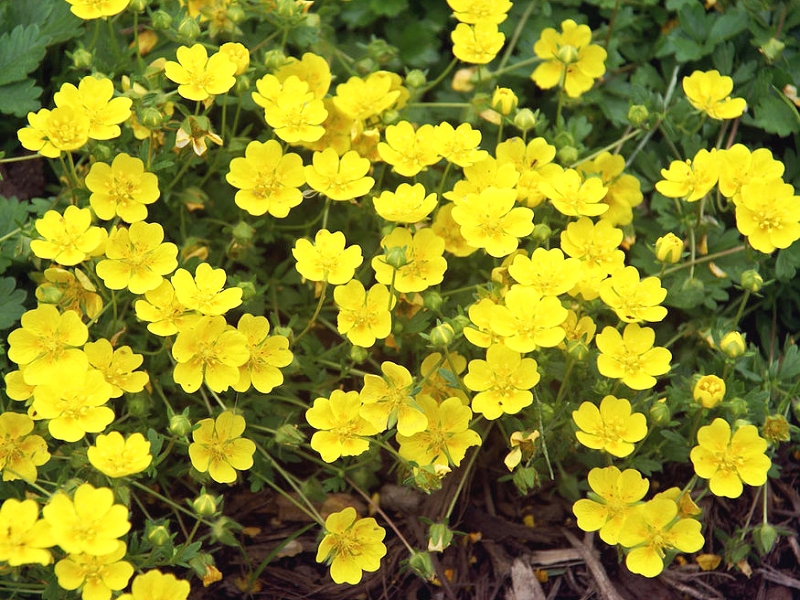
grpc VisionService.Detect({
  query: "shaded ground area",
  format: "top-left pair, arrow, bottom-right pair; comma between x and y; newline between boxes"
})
188,448 -> 800,600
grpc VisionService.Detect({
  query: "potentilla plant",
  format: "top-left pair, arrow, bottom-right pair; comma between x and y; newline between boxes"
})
0,0 -> 799,596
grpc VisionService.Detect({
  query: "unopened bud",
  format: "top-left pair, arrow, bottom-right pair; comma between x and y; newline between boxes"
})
384,245 -> 409,270
740,269 -> 763,292
127,392 -> 152,417
719,331 -> 745,358
427,522 -> 454,553
237,280 -> 257,302
71,48 -> 93,70
147,524 -> 171,547
169,412 -> 192,437
513,108 -> 537,132
128,0 -> 149,12
151,10 -> 173,30
193,492 -> 219,516
227,4 -> 245,23
350,346 -> 368,363
423,291 -> 444,312
753,523 -> 778,556
140,106 -> 163,129
760,38 -> 785,63
491,87 -> 518,115
557,145 -> 579,165
381,109 -> 400,126
728,397 -> 747,417
655,233 -> 683,263
263,49 -> 288,71
429,323 -> 455,348
408,551 -> 435,580
405,69 -> 427,89
693,374 -> 725,409
235,74 -> 251,94
628,104 -> 650,127
367,38 -> 398,65
532,223 -> 552,243
177,16 -> 201,42
275,423 -> 305,446
565,338 -> 589,362
649,398 -> 671,426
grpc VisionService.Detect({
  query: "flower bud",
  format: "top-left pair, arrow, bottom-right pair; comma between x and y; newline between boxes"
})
405,69 -> 427,89
423,291 -> 443,312
728,397 -> 747,417
235,74 -> 251,94
237,280 -> 257,302
649,398 -> 671,426
760,38 -> 785,64
147,524 -> 171,547
367,38 -> 398,65
740,269 -> 763,292
384,245 -> 409,270
762,414 -> 790,444
753,523 -> 778,556
655,233 -> 683,263
169,412 -> 192,437
627,104 -> 650,127
492,87 -> 518,115
140,106 -> 163,129
71,47 -> 93,70
232,221 -> 255,245
408,550 -> 435,580
429,323 -> 455,348
193,492 -> 219,516
128,0 -> 149,12
350,345 -> 369,363
354,57 -> 377,76
227,4 -> 245,23
427,522 -> 454,553
127,392 -> 152,417
151,10 -> 173,30
557,145 -> 579,165
513,108 -> 537,132
177,16 -> 201,42
719,331 -> 745,358
555,44 -> 579,65
263,49 -> 288,70
36,285 -> 64,305
274,423 -> 305,446
532,223 -> 552,243
381,109 -> 400,126
565,338 -> 589,362
449,315 -> 471,335
693,374 -> 726,409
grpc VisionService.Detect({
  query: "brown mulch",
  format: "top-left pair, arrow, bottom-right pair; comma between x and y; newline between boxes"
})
187,448 -> 800,600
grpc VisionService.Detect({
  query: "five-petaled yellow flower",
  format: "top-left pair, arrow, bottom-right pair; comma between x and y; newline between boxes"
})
682,70 -> 747,120
165,44 -> 237,101
572,395 -> 647,457
316,507 -> 387,584
189,411 -> 256,484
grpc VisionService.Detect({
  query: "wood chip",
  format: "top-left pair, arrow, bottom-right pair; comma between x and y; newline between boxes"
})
509,558 -> 547,600
562,529 -> 626,600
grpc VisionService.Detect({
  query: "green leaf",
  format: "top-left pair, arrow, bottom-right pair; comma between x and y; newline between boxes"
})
750,93 -> 800,137
0,24 -> 47,87
0,278 -> 26,330
706,8 -> 748,47
4,0 -> 82,46
369,0 -> 407,17
0,78 -> 42,116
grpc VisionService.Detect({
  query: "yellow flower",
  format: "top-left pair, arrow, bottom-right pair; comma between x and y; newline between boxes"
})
540,168 -> 608,217
0,498 -> 55,566
504,430 -> 540,471
84,339 -> 149,398
96,222 -> 178,294
333,71 -> 402,122
219,42 -> 250,75
717,144 -> 784,199
690,418 -> 771,498
396,395 -> 482,468
735,179 -> 800,254
172,316 -> 250,393
490,286 -> 567,352
682,70 -> 747,120
117,570 -> 190,600
447,0 -> 512,24
171,262 -> 243,316
305,148 -> 374,201
307,390 -> 380,462
44,483 -> 130,556
433,122 -> 488,167
572,466 -> 649,545
18,106 -> 90,158
693,374 -> 725,409
377,121 -> 440,177
531,19 -> 607,98
491,86 -> 518,114
88,432 -> 152,478
595,323 -> 672,390
189,411 -> 256,484
30,206 -> 107,266
85,153 -> 160,222
275,52 -> 332,100
560,217 -> 625,277
451,20 -> 505,65
618,498 -> 704,577
432,202 -> 479,257
373,183 -> 438,224
54,76 -> 132,141
7,304 -> 89,386
334,281 -> 394,348
508,248 -> 582,296
655,148 -> 719,202
445,155 -> 519,202
0,411 -> 50,483
30,369 -> 115,442
576,151 -> 643,226
598,266 -> 668,323
372,227 -> 447,293
232,314 -> 293,394
134,280 -> 193,337
419,351 -> 469,403
165,44 -> 237,101
55,542 -> 133,600
316,507 -> 386,585
464,344 -> 540,419
252,74 -> 328,143
495,137 -> 559,208
572,395 -> 647,457
359,361 -> 427,436
451,187 -> 534,257
654,233 -> 683,263
719,331 -> 746,358
226,140 -> 305,217
64,0 -> 129,19
293,229 -> 363,285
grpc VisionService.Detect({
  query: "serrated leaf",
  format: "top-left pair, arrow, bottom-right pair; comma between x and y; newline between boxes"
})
0,196 -> 33,237
706,9 -> 748,47
0,25 -> 47,87
5,0 -> 82,46
0,278 -> 26,330
750,93 -> 800,137
0,79 -> 42,116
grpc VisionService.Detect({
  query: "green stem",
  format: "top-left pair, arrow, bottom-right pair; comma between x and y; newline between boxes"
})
661,245 -> 746,276
346,477 -> 415,555
254,446 -> 324,525
490,55 -> 540,79
419,57 -> 459,95
443,425 -> 486,521
533,388 -> 554,480
732,289 -> 752,328
164,155 -> 195,193
0,154 -> 42,164
569,129 -> 642,167
496,0 -> 537,75
293,281 -> 328,344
